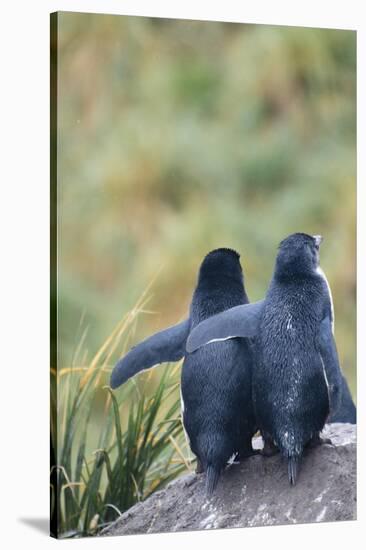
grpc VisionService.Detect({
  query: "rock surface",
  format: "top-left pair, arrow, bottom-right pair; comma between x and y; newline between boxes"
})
102,423 -> 356,536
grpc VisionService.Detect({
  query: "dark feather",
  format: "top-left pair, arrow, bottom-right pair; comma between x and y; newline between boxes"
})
186,301 -> 265,353
110,319 -> 190,389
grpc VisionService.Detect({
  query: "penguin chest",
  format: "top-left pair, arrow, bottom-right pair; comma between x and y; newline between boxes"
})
316,266 -> 335,332
180,387 -> 191,447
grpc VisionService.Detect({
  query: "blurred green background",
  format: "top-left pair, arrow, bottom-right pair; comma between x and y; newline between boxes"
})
57,13 -> 356,394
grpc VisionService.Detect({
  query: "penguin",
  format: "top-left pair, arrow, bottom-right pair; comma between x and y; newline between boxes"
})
110,248 -> 257,496
187,233 -> 345,485
328,375 -> 356,424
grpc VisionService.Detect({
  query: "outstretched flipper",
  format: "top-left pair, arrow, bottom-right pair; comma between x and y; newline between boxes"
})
110,319 -> 191,389
318,315 -> 343,418
186,301 -> 265,353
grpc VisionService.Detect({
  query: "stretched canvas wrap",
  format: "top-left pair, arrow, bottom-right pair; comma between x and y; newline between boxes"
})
50,11 -> 357,539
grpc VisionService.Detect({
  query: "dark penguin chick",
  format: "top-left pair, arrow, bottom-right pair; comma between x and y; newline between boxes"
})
110,248 -> 257,496
187,233 -> 344,485
328,375 -> 356,424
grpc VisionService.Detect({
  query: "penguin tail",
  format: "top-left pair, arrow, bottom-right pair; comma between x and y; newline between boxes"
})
205,465 -> 220,497
287,455 -> 300,486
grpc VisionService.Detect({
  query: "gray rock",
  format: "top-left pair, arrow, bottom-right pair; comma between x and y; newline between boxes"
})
101,423 -> 356,536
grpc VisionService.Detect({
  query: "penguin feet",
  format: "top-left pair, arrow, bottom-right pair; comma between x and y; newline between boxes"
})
195,458 -> 204,474
261,438 -> 280,457
307,434 -> 332,449
237,448 -> 261,460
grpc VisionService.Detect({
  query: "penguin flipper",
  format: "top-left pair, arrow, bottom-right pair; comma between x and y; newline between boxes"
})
318,315 -> 343,417
110,319 -> 190,389
328,375 -> 356,424
186,301 -> 265,353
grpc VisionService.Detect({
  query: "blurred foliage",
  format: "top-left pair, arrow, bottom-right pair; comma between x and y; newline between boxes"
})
56,15 -> 356,394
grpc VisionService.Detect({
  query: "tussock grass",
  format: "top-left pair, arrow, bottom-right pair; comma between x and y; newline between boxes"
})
50,294 -> 192,538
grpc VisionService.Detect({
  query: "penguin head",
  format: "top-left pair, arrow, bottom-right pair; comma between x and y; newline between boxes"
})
275,233 -> 323,278
198,248 -> 243,284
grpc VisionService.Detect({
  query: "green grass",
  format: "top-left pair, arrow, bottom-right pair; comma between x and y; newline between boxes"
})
50,295 -> 192,538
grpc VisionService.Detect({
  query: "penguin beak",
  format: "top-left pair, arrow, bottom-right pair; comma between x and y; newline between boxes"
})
313,235 -> 323,247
